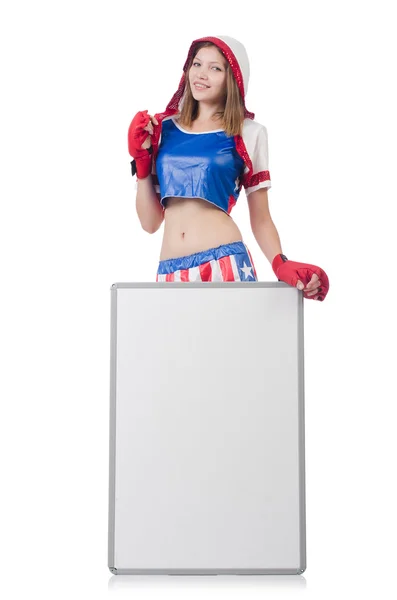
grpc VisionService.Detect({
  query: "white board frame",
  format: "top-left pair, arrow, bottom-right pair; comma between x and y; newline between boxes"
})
108,282 -> 306,575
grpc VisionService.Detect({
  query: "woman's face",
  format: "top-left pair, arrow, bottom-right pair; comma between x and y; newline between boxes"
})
188,46 -> 228,105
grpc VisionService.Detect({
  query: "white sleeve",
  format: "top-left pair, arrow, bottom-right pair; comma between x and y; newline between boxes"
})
243,125 -> 272,196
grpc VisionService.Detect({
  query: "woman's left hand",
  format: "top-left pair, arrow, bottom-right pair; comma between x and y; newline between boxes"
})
298,272 -> 326,301
272,255 -> 329,301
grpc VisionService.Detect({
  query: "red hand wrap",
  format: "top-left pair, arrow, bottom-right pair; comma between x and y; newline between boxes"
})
127,110 -> 152,179
272,254 -> 329,301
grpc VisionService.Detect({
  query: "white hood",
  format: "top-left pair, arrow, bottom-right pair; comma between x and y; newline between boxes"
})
162,35 -> 254,120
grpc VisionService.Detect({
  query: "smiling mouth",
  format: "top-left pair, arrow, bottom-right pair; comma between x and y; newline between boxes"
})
193,83 -> 209,89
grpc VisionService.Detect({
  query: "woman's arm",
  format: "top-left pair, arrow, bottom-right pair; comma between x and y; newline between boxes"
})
248,186 -> 329,301
136,176 -> 164,233
247,188 -> 283,263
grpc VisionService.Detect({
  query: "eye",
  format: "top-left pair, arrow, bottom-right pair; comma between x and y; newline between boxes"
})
192,62 -> 222,71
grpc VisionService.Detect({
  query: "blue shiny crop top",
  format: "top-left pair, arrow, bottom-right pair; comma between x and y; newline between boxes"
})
155,117 -> 245,215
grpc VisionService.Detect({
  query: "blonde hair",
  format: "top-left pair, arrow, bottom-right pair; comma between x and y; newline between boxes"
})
177,42 -> 245,137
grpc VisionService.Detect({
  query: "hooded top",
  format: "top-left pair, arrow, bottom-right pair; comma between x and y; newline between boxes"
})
148,35 -> 271,215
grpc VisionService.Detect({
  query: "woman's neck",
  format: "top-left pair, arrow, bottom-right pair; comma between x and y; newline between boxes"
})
195,102 -> 224,124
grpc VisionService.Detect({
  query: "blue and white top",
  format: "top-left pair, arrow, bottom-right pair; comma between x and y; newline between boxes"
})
155,117 -> 245,215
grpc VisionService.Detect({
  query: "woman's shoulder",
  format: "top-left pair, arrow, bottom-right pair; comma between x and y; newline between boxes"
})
242,118 -> 268,135
154,112 -> 180,125
241,119 -> 269,152
154,114 -> 175,128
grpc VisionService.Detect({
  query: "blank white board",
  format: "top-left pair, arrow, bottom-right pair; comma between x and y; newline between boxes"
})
108,281 -> 306,575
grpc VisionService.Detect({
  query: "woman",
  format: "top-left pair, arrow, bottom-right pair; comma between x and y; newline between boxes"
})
128,35 -> 329,301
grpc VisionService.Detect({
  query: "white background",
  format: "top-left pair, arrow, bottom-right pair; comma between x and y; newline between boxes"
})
1,0 -> 396,597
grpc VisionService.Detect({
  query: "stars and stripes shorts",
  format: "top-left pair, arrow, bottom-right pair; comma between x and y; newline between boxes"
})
156,240 -> 258,282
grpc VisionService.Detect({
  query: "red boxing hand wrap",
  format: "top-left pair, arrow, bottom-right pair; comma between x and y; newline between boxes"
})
127,110 -> 153,179
272,253 -> 329,301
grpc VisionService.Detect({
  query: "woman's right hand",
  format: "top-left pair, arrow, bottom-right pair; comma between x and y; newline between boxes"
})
128,110 -> 159,179
140,113 -> 159,150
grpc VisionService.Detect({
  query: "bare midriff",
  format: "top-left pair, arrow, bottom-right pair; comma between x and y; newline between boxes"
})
159,197 -> 243,261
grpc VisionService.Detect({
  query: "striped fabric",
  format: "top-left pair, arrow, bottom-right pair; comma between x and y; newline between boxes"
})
156,241 -> 258,282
